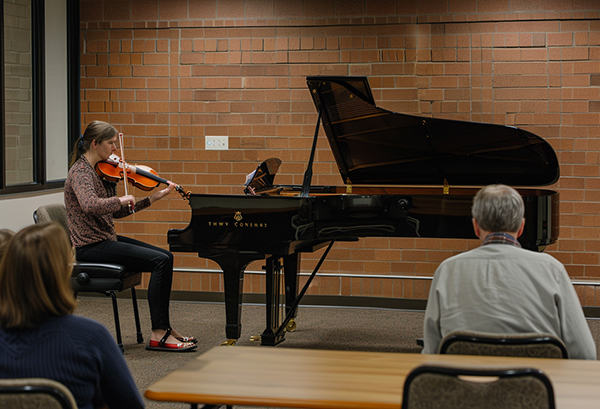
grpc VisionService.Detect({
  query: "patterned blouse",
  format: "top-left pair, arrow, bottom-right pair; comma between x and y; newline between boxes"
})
64,156 -> 151,248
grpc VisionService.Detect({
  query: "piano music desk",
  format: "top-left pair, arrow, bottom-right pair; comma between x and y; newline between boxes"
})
145,346 -> 600,409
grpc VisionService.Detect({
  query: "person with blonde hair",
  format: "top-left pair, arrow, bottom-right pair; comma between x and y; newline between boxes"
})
65,120 -> 195,351
0,223 -> 144,409
423,184 -> 596,359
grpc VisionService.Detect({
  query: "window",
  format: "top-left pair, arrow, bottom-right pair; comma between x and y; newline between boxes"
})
1,0 -> 79,194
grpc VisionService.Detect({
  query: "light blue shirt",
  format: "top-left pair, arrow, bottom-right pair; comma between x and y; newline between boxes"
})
423,244 -> 596,360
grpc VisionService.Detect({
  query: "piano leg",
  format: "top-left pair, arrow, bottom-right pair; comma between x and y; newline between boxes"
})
261,244 -> 334,346
261,256 -> 286,346
208,253 -> 263,345
283,253 -> 300,332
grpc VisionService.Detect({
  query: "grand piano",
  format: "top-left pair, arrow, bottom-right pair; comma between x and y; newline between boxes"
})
168,76 -> 560,346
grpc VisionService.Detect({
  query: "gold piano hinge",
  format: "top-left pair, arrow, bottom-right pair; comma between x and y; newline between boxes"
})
346,178 -> 352,194
443,179 -> 449,195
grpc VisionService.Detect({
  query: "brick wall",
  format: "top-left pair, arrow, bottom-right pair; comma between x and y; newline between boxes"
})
79,0 -> 600,307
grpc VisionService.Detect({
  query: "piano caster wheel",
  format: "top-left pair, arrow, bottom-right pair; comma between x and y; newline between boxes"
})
249,335 -> 261,342
285,319 -> 297,332
220,339 -> 237,346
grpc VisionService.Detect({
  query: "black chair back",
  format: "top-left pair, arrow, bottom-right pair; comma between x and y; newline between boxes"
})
402,365 -> 555,409
438,331 -> 568,359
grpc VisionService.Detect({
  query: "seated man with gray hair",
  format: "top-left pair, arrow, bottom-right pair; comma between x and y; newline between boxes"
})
422,184 -> 596,359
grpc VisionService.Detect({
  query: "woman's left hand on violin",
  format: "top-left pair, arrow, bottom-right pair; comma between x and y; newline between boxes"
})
150,181 -> 176,204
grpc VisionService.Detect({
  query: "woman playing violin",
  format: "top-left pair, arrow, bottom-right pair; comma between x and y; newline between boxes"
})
64,120 -> 196,352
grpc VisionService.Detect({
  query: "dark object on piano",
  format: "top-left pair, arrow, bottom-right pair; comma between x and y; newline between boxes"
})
244,157 -> 281,195
168,76 -> 560,346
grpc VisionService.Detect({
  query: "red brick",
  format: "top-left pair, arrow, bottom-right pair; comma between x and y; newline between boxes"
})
548,33 -> 574,47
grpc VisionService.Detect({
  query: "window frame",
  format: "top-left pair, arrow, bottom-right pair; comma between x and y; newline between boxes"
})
0,0 -> 79,195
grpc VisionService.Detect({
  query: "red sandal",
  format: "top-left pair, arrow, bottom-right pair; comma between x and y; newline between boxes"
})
146,328 -> 197,352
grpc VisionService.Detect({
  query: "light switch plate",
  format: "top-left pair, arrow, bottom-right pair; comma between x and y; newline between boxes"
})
205,136 -> 228,150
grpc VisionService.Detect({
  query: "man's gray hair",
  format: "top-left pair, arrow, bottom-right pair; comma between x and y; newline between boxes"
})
472,184 -> 524,233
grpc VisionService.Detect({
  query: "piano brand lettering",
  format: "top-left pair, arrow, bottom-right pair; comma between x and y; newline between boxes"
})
233,211 -> 267,227
234,221 -> 268,228
208,221 -> 229,227
206,211 -> 268,228
206,221 -> 268,228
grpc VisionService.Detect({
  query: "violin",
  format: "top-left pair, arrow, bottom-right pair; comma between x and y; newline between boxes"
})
95,154 -> 190,200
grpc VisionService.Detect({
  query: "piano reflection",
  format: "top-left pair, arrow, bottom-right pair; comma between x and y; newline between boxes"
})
168,76 -> 559,346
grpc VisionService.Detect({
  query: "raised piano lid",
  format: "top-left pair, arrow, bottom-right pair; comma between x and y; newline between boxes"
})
306,76 -> 559,187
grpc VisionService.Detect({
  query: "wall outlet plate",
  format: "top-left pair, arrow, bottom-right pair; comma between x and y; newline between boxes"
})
205,136 -> 228,150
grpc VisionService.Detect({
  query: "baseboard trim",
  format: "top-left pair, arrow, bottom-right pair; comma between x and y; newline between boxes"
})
78,289 -> 600,318
78,289 -> 428,311
583,307 -> 600,318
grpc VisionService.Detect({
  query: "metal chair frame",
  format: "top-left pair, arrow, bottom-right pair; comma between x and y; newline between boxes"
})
0,378 -> 78,409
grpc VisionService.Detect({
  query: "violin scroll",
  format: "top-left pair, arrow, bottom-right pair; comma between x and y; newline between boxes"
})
175,186 -> 191,200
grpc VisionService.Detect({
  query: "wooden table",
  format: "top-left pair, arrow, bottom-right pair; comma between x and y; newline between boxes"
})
145,346 -> 600,409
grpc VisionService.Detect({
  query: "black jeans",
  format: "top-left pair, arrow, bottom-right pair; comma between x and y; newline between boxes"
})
76,235 -> 174,330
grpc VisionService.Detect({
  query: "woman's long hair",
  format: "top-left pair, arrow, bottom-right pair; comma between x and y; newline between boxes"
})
0,229 -> 15,260
0,223 -> 77,329
69,120 -> 118,168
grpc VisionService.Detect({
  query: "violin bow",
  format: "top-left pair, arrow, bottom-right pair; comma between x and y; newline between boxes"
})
118,132 -> 134,214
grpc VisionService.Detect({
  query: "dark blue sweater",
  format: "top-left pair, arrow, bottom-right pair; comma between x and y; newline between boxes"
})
0,314 -> 144,409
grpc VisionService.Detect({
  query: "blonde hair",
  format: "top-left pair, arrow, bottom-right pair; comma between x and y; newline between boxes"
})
0,223 -> 76,329
69,120 -> 118,167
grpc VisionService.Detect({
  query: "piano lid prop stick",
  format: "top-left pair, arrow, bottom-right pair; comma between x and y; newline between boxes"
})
300,109 -> 322,197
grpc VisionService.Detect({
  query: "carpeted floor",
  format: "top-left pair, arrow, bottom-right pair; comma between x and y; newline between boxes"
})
74,297 -> 600,409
